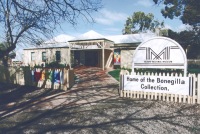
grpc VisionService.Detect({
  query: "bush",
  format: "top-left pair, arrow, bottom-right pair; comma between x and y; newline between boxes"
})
188,64 -> 200,69
134,68 -> 183,74
45,61 -> 66,68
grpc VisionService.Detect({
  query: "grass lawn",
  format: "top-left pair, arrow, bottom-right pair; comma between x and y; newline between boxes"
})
188,68 -> 200,74
108,69 -> 121,81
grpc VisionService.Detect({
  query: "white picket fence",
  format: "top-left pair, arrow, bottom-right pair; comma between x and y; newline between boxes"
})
120,70 -> 200,104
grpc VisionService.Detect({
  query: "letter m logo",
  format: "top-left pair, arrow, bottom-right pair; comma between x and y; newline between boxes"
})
146,47 -> 170,60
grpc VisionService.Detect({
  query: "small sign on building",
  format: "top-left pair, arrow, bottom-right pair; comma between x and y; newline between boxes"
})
114,49 -> 121,65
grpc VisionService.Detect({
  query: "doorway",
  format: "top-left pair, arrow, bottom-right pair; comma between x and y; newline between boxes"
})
72,50 -> 100,67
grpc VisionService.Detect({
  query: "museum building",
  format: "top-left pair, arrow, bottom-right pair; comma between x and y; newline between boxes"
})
23,30 -> 156,69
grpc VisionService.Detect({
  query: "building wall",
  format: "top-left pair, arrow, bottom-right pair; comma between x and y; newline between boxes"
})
121,49 -> 135,69
23,47 -> 70,66
104,49 -> 113,68
98,49 -> 113,69
23,47 -> 135,69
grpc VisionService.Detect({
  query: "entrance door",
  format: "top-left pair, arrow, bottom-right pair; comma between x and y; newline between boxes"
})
85,51 -> 98,67
80,51 -> 85,65
72,50 -> 99,67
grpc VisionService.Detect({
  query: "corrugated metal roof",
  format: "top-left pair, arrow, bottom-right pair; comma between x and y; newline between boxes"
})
25,30 -> 156,49
69,30 -> 105,41
107,33 -> 156,44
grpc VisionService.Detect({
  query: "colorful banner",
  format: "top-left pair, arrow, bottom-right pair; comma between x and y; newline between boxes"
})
31,68 -> 63,83
114,50 -> 121,65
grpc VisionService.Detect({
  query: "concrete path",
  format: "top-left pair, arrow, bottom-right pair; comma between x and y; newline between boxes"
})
29,66 -> 119,110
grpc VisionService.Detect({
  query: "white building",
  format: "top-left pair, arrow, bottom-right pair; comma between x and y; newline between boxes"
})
23,30 -> 156,69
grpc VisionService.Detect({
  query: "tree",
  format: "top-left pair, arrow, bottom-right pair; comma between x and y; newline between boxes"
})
0,42 -> 16,66
0,0 -> 102,67
153,0 -> 200,26
122,11 -> 164,34
153,0 -> 200,58
165,29 -> 200,58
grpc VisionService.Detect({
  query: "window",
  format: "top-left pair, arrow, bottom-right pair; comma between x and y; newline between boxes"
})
56,51 -> 61,61
31,52 -> 35,61
42,52 -> 46,62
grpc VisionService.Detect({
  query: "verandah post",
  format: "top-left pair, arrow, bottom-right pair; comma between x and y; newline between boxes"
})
63,68 -> 68,90
197,74 -> 200,104
192,74 -> 196,104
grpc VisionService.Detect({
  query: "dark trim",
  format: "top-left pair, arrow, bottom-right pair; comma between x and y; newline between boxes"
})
24,46 -> 69,50
112,47 -> 137,50
134,63 -> 185,66
114,42 -> 141,45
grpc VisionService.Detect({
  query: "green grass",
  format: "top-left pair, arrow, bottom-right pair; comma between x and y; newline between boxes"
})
108,69 -> 121,81
188,68 -> 200,74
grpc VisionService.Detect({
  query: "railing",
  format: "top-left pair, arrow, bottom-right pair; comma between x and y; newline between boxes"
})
120,70 -> 200,104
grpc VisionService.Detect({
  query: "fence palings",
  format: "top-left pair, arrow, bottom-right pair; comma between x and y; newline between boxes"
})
120,70 -> 200,104
0,66 -> 74,90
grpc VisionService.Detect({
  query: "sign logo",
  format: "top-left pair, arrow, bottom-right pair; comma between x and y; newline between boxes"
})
145,47 -> 170,60
138,46 -> 176,64
138,46 -> 180,62
132,37 -> 187,76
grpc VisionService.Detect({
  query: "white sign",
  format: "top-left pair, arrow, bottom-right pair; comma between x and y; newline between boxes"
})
132,37 -> 187,76
123,75 -> 191,95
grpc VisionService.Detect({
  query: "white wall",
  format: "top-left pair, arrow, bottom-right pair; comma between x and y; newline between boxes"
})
23,47 -> 70,66
121,50 -> 135,69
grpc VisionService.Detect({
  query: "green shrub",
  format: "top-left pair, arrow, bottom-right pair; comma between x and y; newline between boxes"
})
134,68 -> 183,74
188,64 -> 200,69
45,61 -> 65,68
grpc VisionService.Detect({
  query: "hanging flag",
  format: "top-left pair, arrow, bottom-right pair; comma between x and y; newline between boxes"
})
31,69 -> 35,82
50,70 -> 54,82
54,69 -> 60,83
40,70 -> 45,81
34,69 -> 41,82
60,69 -> 63,84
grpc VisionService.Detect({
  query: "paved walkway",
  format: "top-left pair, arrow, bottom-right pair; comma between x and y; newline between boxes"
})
74,66 -> 118,90
29,66 -> 119,110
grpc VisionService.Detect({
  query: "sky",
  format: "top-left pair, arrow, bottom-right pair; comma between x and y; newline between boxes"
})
15,0 -> 190,60
54,0 -> 187,37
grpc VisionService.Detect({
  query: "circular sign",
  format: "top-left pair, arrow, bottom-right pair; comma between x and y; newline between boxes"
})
132,37 -> 187,76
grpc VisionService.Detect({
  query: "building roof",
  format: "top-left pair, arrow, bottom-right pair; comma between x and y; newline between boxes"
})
24,30 -> 156,50
107,33 -> 156,44
69,30 -> 106,41
24,34 -> 75,50
44,34 -> 75,44
69,30 -> 156,44
42,34 -> 75,47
